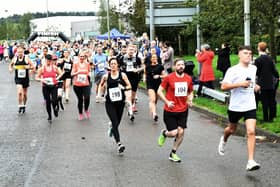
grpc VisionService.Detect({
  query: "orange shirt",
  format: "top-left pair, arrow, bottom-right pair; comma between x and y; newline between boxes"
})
72,62 -> 91,86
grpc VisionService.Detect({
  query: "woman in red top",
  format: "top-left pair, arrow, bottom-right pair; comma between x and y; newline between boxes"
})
71,52 -> 91,120
36,54 -> 62,123
196,44 -> 215,96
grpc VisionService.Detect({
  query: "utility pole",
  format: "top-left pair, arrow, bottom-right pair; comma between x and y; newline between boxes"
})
5,10 -> 8,41
107,0 -> 111,44
149,0 -> 154,41
244,0 -> 250,46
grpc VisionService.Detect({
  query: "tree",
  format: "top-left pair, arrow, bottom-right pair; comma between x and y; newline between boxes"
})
19,13 -> 33,39
251,0 -> 280,62
128,0 -> 146,35
97,0 -> 120,34
183,0 -> 280,57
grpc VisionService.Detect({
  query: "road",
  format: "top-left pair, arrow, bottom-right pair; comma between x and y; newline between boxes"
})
0,63 -> 279,187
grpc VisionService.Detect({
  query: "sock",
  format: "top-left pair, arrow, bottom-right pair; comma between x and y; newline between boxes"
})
118,143 -> 121,146
171,149 -> 176,154
162,130 -> 167,137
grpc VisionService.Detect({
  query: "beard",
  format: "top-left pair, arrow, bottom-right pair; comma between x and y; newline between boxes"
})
176,68 -> 184,75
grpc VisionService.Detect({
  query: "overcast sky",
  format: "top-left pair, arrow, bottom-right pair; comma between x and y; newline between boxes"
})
0,0 -> 104,18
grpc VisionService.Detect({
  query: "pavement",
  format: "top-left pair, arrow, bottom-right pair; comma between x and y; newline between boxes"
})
0,63 -> 280,187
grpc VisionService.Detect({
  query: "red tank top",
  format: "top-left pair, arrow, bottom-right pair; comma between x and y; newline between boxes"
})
42,65 -> 58,86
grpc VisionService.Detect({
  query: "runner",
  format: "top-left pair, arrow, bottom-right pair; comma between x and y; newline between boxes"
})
218,46 -> 261,171
9,46 -> 35,114
119,44 -> 143,120
93,45 -> 108,103
36,54 -> 62,123
58,49 -> 73,103
98,57 -> 132,153
157,58 -> 193,162
145,54 -> 166,121
71,52 -> 91,120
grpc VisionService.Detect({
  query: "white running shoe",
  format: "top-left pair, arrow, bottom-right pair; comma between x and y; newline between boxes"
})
218,136 -> 226,156
246,160 -> 260,171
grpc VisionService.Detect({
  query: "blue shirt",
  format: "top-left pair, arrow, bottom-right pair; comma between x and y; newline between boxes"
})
93,53 -> 108,74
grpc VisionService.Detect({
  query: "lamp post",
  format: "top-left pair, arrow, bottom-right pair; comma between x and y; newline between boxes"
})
149,0 -> 154,41
244,0 -> 250,46
107,0 -> 111,44
5,10 -> 8,41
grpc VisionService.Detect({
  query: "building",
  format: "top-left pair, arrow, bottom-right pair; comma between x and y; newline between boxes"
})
30,16 -> 100,40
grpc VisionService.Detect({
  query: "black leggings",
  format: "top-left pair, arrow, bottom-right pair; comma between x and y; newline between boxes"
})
260,89 -> 276,121
73,85 -> 90,114
105,101 -> 125,143
42,86 -> 58,119
197,81 -> 214,96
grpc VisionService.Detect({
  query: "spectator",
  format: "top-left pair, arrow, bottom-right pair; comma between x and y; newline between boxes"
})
217,43 -> 231,78
162,41 -> 174,74
195,44 -> 215,96
255,42 -> 279,122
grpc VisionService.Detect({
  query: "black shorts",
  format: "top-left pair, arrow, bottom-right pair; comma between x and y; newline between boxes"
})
60,72 -> 72,80
94,72 -> 105,85
15,78 -> 29,88
126,73 -> 140,92
146,82 -> 161,93
163,110 -> 188,131
227,109 -> 256,123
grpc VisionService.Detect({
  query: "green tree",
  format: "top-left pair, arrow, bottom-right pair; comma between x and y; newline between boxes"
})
98,0 -> 120,34
19,13 -> 33,39
128,0 -> 146,35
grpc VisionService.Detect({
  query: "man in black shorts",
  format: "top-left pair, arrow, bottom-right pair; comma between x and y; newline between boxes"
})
157,58 -> 193,162
218,46 -> 261,171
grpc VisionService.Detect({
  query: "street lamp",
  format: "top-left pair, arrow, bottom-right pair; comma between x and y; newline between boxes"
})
5,10 -> 8,41
107,0 -> 111,44
244,0 -> 250,46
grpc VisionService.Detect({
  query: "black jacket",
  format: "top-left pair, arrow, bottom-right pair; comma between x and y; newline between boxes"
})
255,54 -> 279,90
217,47 -> 231,72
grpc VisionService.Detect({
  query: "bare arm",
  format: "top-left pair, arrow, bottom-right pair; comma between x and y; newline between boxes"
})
157,85 -> 174,108
221,81 -> 250,91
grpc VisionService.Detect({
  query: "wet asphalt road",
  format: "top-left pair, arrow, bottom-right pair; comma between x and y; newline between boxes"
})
0,63 -> 279,187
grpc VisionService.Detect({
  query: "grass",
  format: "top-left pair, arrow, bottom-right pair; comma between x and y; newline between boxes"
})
182,54 -> 280,134
140,54 -> 280,135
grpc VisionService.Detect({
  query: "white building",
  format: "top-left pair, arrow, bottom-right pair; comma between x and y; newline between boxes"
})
30,16 -> 100,39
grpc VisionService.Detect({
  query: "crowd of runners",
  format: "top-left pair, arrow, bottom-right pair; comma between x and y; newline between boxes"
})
7,36 -> 262,171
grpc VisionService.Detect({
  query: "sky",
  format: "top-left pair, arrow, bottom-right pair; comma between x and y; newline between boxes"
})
0,0 -> 104,18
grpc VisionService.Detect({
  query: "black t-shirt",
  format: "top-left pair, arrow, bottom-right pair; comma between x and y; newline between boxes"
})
119,55 -> 141,74
145,63 -> 164,84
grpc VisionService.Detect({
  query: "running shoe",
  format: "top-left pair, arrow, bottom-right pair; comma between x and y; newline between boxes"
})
47,117 -> 52,124
78,114 -> 83,121
218,136 -> 226,156
153,114 -> 158,122
118,144 -> 125,153
108,126 -> 113,137
22,106 -> 26,114
246,160 -> 260,171
54,108 -> 58,117
85,111 -> 91,119
129,114 -> 135,122
132,105 -> 138,113
158,130 -> 166,147
18,107 -> 22,114
169,153 -> 181,162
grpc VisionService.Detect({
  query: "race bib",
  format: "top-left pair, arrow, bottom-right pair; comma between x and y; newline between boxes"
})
126,61 -> 134,72
242,82 -> 254,93
64,63 -> 72,70
98,63 -> 105,71
109,87 -> 122,102
77,74 -> 87,84
17,69 -> 26,78
44,77 -> 54,85
175,82 -> 188,97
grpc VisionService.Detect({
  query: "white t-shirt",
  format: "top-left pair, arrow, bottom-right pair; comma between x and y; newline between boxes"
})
222,63 -> 257,112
